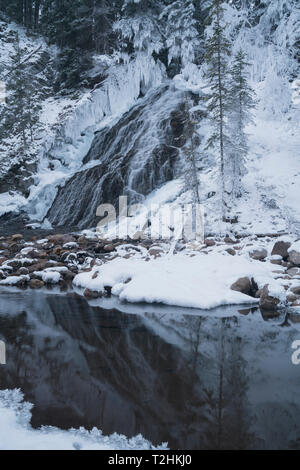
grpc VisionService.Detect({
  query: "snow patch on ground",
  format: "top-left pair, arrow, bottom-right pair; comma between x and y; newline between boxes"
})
0,389 -> 167,450
73,243 -> 289,310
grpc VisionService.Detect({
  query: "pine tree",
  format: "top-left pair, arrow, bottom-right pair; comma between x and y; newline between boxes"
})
113,0 -> 164,57
227,49 -> 255,201
204,0 -> 231,221
1,37 -> 41,146
159,0 -> 201,68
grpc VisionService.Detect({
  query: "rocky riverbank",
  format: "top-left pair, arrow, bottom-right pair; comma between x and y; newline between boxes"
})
0,231 -> 300,314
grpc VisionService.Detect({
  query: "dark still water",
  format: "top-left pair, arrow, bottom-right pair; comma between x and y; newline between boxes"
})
0,288 -> 300,450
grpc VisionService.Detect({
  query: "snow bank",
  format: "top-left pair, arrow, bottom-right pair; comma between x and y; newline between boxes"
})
73,251 -> 281,310
34,271 -> 61,284
0,275 -> 29,286
0,389 -> 167,451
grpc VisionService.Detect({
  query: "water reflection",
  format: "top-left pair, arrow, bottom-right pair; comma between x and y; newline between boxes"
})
0,289 -> 300,449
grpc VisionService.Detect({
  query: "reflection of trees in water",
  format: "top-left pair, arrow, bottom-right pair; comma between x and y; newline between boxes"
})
179,316 -> 205,449
201,318 -> 255,450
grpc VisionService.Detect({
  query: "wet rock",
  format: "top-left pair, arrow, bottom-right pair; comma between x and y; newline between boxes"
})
238,308 -> 251,315
249,248 -> 268,261
259,284 -> 280,311
83,288 -> 102,299
59,280 -> 68,291
104,285 -> 112,297
29,279 -> 44,289
271,241 -> 291,260
62,270 -> 76,282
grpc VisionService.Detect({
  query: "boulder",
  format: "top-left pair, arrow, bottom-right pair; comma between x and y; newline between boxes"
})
103,244 -> 115,253
290,286 -> 300,296
47,234 -> 75,245
11,234 -> 23,241
17,267 -> 29,275
29,279 -> 44,289
226,248 -> 236,256
259,284 -> 281,311
271,241 -> 291,260
231,277 -> 251,295
270,255 -> 283,265
204,238 -> 215,247
287,267 -> 300,277
224,236 -> 236,244
83,288 -> 101,299
287,293 -> 299,303
255,288 -> 263,298
78,235 -> 87,245
249,248 -> 268,261
62,270 -> 76,282
289,250 -> 300,266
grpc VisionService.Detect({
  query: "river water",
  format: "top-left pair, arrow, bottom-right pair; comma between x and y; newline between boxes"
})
0,287 -> 300,450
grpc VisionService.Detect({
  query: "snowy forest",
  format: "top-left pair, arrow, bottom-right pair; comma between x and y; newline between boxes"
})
0,0 -> 300,452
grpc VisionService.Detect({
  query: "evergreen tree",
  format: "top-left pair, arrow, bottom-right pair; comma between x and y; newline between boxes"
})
1,37 -> 41,146
159,0 -> 201,68
113,0 -> 165,57
227,49 -> 255,201
204,0 -> 231,221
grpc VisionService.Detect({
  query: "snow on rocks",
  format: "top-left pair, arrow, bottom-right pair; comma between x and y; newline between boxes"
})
0,389 -> 167,451
33,270 -> 61,285
1,231 -> 300,312
73,250 -> 285,310
0,275 -> 30,286
288,241 -> 300,266
249,248 -> 268,261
